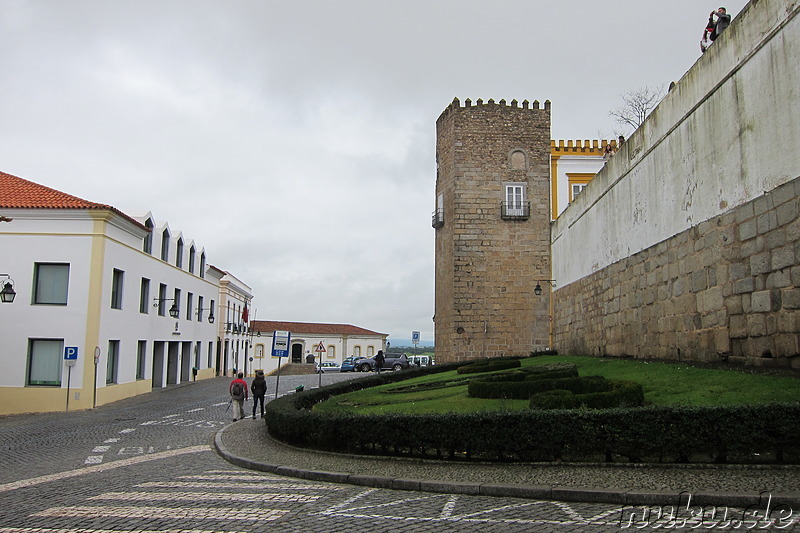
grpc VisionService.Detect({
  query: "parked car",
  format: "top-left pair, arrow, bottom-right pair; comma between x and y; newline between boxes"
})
340,356 -> 365,372
408,355 -> 434,367
316,361 -> 341,373
357,352 -> 411,372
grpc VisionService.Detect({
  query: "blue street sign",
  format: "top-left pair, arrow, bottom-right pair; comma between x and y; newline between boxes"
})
64,346 -> 78,360
272,331 -> 291,358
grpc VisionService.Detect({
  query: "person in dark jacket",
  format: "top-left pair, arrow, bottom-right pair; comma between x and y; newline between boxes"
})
374,350 -> 385,373
250,370 -> 268,419
710,7 -> 731,41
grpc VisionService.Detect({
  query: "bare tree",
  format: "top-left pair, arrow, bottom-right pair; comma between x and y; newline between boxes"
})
609,86 -> 665,133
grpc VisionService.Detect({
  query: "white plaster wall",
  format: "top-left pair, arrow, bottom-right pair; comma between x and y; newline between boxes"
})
552,0 -> 800,286
0,209 -> 218,392
98,225 -> 218,388
554,155 -> 605,217
0,215 -> 95,388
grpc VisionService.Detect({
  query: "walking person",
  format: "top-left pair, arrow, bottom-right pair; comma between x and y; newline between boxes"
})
374,350 -> 385,373
229,372 -> 248,421
250,370 -> 267,419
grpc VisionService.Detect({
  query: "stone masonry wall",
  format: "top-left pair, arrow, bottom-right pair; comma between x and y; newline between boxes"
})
554,177 -> 800,369
434,99 -> 551,363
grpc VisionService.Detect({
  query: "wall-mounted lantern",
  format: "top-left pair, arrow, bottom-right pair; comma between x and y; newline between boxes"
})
534,280 -> 556,296
0,275 -> 16,303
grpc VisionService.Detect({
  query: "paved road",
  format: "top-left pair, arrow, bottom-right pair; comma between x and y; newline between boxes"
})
0,375 -> 796,532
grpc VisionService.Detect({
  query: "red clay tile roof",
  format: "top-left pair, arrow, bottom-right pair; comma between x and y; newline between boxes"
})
251,320 -> 386,337
0,170 -> 146,229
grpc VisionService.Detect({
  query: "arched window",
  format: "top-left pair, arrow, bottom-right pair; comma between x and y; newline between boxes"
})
327,345 -> 335,358
354,346 -> 361,357
199,252 -> 206,279
188,245 -> 196,274
160,229 -> 170,261
176,238 -> 184,268
143,218 -> 154,254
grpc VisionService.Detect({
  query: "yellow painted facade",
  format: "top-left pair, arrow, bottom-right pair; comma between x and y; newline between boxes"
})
550,139 -> 617,219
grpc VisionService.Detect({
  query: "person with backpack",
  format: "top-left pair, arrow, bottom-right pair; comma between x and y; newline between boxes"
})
229,372 -> 248,421
250,370 -> 267,419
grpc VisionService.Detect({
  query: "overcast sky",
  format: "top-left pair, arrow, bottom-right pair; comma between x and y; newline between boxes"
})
0,1 -> 749,344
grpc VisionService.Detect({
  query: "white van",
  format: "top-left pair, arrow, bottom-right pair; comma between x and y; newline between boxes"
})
408,355 -> 433,367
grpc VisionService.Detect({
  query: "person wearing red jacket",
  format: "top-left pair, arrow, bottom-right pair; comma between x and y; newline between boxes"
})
229,372 -> 249,421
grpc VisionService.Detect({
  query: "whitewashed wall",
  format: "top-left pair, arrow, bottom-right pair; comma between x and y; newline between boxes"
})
552,0 -> 800,287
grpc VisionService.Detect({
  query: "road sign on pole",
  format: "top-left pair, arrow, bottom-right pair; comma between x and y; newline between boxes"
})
272,331 -> 290,358
315,341 -> 326,353
273,331 -> 291,399
412,331 -> 420,347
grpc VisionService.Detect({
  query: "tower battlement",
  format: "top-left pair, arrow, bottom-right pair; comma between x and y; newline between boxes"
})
437,97 -> 551,124
551,139 -> 616,155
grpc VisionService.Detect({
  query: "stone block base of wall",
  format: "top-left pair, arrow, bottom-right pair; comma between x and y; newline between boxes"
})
553,176 -> 800,370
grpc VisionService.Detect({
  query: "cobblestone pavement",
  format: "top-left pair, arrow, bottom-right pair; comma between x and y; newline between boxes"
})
1,374 -> 798,532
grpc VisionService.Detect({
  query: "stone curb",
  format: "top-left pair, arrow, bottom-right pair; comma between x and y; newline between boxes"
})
212,424 -> 800,508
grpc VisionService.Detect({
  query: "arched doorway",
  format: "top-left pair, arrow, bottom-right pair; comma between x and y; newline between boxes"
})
291,343 -> 303,363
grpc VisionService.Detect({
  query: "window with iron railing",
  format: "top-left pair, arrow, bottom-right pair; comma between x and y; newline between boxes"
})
500,201 -> 530,219
431,208 -> 444,228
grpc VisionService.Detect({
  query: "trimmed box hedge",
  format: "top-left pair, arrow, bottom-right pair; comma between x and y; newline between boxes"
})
263,362 -> 800,464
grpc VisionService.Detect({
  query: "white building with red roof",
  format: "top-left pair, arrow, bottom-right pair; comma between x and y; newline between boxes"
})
250,320 -> 387,372
0,170 -> 246,414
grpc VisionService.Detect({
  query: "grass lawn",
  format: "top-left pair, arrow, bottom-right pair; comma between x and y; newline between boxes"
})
313,355 -> 800,416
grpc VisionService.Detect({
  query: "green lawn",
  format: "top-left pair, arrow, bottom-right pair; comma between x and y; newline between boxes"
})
313,355 -> 800,415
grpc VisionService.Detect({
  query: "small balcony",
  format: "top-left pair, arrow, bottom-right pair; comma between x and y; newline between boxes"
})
432,208 -> 444,229
500,201 -> 530,220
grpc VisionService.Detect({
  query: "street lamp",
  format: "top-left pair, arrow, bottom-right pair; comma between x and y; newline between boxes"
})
153,298 -> 180,318
196,307 -> 215,323
0,275 -> 16,303
248,330 -> 261,348
534,280 -> 556,296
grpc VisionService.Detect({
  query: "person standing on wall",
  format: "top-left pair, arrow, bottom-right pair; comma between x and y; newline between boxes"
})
250,370 -> 267,419
709,7 -> 731,42
229,372 -> 248,421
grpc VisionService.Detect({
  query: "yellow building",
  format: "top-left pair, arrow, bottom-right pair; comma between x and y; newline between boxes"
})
550,139 -> 619,219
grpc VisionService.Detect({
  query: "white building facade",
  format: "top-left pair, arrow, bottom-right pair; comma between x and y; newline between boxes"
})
0,171 -> 244,414
250,320 -> 388,373
209,266 -> 253,377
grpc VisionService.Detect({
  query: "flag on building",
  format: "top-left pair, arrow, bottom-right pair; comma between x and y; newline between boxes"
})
242,302 -> 249,323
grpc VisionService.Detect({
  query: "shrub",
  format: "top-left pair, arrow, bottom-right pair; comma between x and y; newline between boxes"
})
530,380 -> 644,409
457,358 -> 521,374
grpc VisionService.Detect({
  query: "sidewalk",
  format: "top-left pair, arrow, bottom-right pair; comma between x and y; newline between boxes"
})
214,416 -> 800,507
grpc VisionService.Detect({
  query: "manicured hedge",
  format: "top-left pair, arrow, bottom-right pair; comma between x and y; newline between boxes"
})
457,358 -> 521,374
529,380 -> 644,409
263,362 -> 800,464
468,373 -> 597,400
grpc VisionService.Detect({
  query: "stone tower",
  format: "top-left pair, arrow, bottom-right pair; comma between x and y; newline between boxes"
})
433,98 -> 552,363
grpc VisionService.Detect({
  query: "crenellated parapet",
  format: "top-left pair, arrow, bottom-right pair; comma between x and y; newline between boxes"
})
551,139 -> 616,156
437,97 -> 551,124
